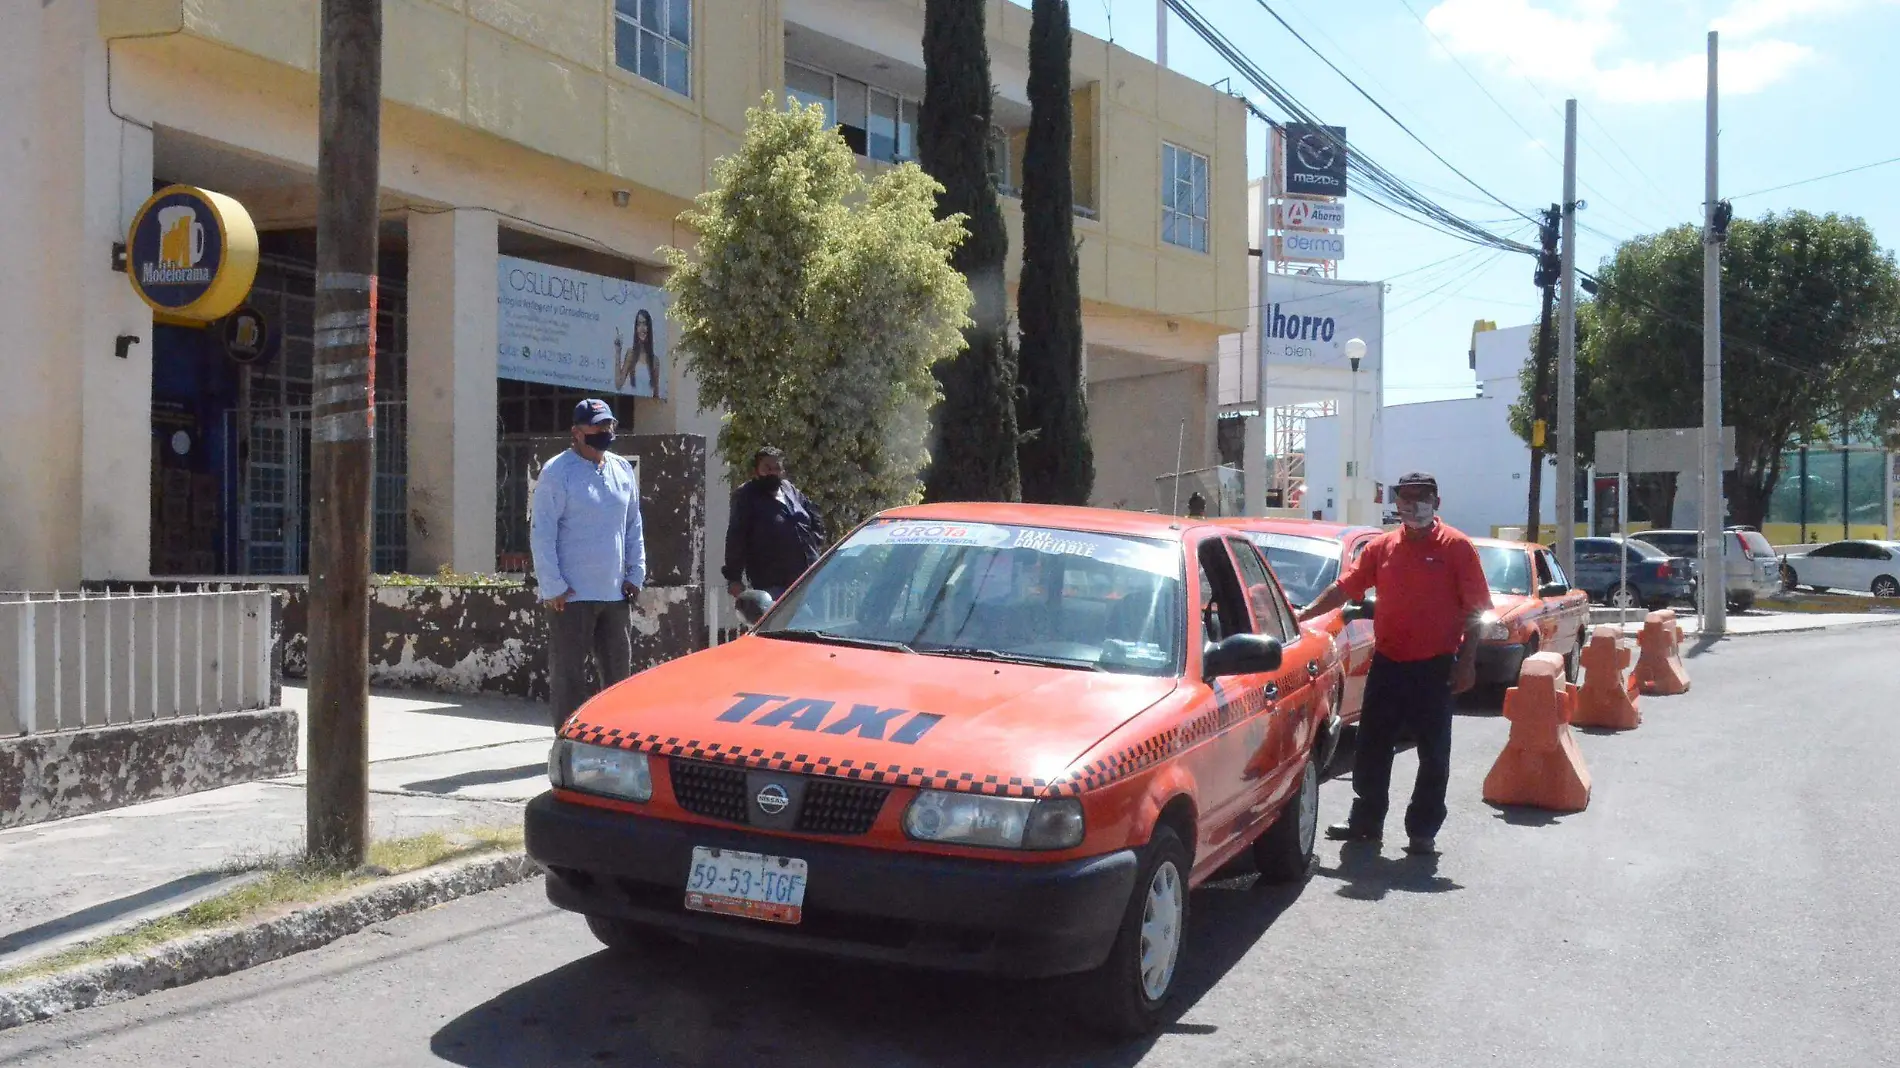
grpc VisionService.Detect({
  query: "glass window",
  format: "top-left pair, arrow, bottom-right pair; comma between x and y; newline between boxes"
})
1196,540 -> 1250,644
784,63 -> 835,125
899,99 -> 920,162
1242,531 -> 1340,610
614,0 -> 691,97
1162,142 -> 1210,253
988,126 -> 1014,193
759,519 -> 1185,677
1227,538 -> 1295,641
867,88 -> 900,164
1477,545 -> 1532,596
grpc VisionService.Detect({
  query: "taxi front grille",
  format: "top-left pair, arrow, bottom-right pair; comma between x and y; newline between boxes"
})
795,780 -> 890,836
668,760 -> 749,823
666,760 -> 889,836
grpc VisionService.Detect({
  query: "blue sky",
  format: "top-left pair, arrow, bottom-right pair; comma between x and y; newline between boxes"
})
1008,0 -> 1900,405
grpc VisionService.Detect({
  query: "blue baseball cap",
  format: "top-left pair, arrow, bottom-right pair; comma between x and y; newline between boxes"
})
572,399 -> 615,426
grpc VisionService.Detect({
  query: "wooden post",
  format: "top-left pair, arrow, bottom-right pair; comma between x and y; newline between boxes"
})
1525,277 -> 1556,543
306,0 -> 382,867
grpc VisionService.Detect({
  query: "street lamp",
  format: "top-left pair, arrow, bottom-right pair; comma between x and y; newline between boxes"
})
1344,338 -> 1366,523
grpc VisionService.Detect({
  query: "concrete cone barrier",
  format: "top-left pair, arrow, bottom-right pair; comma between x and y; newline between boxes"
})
1482,652 -> 1591,812
1634,610 -> 1691,695
1572,624 -> 1641,730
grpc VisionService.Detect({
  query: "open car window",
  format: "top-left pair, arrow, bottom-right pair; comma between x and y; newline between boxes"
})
758,519 -> 1185,676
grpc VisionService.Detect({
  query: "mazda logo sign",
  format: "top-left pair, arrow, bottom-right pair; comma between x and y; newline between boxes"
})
756,783 -> 790,815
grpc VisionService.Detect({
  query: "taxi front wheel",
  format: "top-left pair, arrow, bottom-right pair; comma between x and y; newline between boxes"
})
1078,824 -> 1191,1039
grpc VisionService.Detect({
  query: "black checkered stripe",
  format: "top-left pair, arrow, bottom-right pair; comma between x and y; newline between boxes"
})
1043,680 -> 1271,797
560,720 -> 1054,798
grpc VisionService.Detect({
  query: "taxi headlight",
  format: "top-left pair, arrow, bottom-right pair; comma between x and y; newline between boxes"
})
1478,611 -> 1510,642
548,739 -> 652,802
902,792 -> 1085,850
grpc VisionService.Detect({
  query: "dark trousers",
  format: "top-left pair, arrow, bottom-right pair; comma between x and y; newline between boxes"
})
1348,653 -> 1456,840
547,600 -> 633,730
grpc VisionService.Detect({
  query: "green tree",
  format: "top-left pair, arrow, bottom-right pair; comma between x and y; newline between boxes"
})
663,94 -> 974,533
918,0 -> 1022,503
1509,211 -> 1900,527
1015,0 -> 1093,506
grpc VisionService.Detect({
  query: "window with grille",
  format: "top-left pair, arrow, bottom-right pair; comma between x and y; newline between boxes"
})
614,0 -> 691,98
1162,142 -> 1210,253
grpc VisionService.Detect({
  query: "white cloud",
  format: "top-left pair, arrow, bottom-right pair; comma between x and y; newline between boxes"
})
1713,0 -> 1894,37
1421,0 -> 1820,103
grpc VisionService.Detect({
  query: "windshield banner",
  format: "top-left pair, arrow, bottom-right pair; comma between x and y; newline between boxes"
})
850,521 -> 1179,576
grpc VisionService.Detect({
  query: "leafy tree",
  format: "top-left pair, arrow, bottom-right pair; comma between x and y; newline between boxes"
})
1509,211 -> 1900,527
918,0 -> 1022,503
664,94 -> 974,533
1015,0 -> 1093,505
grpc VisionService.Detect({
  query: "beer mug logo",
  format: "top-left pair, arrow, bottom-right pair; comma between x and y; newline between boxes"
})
234,315 -> 260,349
156,205 -> 206,270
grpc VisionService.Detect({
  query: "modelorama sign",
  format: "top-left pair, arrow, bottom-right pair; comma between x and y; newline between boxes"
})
497,255 -> 671,399
126,185 -> 259,323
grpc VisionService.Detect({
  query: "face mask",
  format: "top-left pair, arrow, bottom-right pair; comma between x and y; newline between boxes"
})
583,430 -> 615,450
1399,501 -> 1437,529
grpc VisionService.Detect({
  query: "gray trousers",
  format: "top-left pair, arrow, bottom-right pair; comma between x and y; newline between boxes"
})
547,600 -> 633,730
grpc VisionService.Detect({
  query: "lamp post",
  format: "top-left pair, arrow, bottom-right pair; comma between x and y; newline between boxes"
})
1345,337 -> 1366,524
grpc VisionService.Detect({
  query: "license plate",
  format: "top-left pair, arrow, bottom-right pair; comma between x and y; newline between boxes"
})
684,846 -> 808,925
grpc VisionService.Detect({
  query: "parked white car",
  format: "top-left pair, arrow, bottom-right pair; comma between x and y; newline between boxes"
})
1779,540 -> 1900,599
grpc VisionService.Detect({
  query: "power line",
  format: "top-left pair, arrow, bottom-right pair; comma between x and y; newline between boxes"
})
1249,0 -> 1539,224
1731,154 -> 1900,200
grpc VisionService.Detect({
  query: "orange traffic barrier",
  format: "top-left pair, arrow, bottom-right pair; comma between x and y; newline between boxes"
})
1573,625 -> 1640,730
1633,609 -> 1691,695
1482,652 -> 1591,813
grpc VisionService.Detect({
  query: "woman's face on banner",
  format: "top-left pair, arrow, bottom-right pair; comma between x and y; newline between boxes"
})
636,315 -> 651,345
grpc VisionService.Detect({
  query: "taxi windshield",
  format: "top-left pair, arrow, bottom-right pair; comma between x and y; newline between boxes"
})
1477,545 -> 1532,595
758,519 -> 1185,676
1241,532 -> 1340,608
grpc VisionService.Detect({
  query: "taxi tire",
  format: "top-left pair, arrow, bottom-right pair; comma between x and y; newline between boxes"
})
1253,758 -> 1318,884
1079,824 -> 1191,1040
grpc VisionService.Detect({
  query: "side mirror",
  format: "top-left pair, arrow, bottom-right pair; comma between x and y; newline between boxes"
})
1538,582 -> 1569,598
1203,633 -> 1284,678
734,590 -> 775,625
1342,592 -> 1376,623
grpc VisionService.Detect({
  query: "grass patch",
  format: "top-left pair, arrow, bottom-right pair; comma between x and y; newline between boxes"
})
0,825 -> 524,986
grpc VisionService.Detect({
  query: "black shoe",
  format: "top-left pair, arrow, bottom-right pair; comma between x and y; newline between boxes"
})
1324,821 -> 1380,843
1404,836 -> 1439,856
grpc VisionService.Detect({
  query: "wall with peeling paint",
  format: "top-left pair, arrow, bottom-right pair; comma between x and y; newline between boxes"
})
0,708 -> 299,831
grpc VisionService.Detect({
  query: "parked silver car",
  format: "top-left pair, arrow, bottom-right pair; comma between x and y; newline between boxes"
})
1630,528 -> 1782,612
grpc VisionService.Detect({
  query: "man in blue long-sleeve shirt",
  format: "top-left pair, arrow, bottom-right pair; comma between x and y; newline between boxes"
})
530,399 -> 647,730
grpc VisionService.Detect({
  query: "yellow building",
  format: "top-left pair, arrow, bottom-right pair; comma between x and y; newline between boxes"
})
1,0 -> 1247,605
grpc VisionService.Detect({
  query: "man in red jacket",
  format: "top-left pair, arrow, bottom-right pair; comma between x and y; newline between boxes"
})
1296,472 -> 1492,856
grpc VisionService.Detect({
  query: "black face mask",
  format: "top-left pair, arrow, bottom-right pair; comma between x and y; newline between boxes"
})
583,430 -> 615,451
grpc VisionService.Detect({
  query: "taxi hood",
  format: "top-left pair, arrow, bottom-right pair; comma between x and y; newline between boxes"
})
564,634 -> 1182,796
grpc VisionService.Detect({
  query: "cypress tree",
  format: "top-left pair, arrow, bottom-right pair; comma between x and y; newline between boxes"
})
1016,0 -> 1093,505
918,0 -> 1021,504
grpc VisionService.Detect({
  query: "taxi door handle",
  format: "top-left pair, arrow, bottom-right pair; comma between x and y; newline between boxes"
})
1263,682 -> 1279,701
1306,661 -> 1320,679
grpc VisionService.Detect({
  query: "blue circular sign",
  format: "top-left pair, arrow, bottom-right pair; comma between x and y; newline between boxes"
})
125,185 -> 258,322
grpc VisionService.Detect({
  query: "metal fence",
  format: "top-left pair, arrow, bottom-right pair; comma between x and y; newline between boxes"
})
0,590 -> 275,737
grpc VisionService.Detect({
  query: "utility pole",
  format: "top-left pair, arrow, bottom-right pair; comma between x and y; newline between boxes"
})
1555,99 -> 1579,578
1156,0 -> 1168,68
1526,204 -> 1559,542
307,0 -> 382,867
1701,31 -> 1728,635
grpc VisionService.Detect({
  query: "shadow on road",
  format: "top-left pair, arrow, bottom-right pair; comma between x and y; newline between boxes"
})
1486,803 -> 1570,827
1316,842 -> 1465,901
401,764 -> 546,794
428,879 -> 1307,1068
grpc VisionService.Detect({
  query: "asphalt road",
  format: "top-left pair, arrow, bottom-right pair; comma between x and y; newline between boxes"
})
3,623 -> 1895,1068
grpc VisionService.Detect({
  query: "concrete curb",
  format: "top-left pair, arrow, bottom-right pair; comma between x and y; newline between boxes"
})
0,851 -> 541,1031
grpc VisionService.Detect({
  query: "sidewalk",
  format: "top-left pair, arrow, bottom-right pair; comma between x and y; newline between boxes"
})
1589,605 -> 1900,637
0,686 -> 554,973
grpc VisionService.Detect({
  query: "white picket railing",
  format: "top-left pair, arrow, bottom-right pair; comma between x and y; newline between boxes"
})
0,590 -> 274,737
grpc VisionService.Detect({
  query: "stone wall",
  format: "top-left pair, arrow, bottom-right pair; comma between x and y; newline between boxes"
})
0,709 -> 299,831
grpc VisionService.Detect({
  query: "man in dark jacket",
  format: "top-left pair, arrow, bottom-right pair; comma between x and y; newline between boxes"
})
723,446 -> 827,601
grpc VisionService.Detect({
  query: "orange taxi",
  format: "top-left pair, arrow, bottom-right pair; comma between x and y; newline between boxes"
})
1468,536 -> 1591,689
526,503 -> 1343,1036
1215,519 -> 1382,758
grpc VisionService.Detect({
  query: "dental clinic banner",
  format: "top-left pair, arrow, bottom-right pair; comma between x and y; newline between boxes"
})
496,255 -> 670,399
